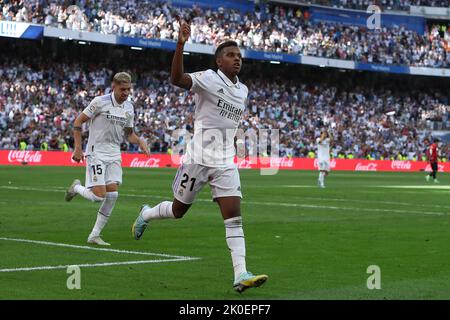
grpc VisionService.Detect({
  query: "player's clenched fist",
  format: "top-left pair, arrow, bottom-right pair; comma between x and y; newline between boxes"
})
72,148 -> 84,162
177,21 -> 190,45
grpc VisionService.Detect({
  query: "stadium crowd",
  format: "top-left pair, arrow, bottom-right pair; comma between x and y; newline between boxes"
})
1,1 -> 449,68
306,0 -> 450,11
0,57 -> 448,161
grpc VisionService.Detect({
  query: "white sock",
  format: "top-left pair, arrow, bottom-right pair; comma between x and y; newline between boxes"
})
89,192 -> 118,238
319,172 -> 325,184
142,201 -> 175,221
74,184 -> 104,202
224,216 -> 247,282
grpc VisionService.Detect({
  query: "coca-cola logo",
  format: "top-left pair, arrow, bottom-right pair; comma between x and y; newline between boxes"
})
269,157 -> 294,168
130,157 -> 161,168
237,159 -> 252,169
390,161 -> 412,170
313,159 -> 337,169
355,162 -> 378,171
8,150 -> 42,163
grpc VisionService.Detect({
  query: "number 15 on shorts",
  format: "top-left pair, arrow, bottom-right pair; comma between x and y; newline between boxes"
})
91,164 -> 103,176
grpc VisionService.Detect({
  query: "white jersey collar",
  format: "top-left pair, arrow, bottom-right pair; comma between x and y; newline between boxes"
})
111,93 -> 124,108
217,69 -> 240,89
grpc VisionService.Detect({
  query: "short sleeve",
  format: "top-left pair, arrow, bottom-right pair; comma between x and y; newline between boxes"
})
83,97 -> 101,118
189,70 -> 212,94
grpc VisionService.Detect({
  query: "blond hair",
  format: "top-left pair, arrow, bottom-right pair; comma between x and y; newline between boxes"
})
113,72 -> 132,84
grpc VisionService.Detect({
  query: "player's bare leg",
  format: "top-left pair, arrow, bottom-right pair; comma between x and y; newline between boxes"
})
216,196 -> 268,293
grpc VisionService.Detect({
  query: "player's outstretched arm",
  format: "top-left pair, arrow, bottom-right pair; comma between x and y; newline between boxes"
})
72,113 -> 90,162
124,127 -> 150,156
170,20 -> 192,90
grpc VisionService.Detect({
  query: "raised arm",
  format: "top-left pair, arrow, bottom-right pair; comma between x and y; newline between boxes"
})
170,20 -> 193,90
72,113 -> 90,162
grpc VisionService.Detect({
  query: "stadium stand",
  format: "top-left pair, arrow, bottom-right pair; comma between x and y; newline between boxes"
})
1,1 -> 449,68
304,0 -> 450,11
0,37 -> 448,161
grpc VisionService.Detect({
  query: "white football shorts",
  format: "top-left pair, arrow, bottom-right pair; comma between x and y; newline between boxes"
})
85,155 -> 122,188
318,160 -> 331,172
172,163 -> 242,204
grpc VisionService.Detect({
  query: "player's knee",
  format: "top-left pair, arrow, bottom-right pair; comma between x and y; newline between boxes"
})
172,208 -> 186,219
92,194 -> 105,202
172,201 -> 190,219
92,189 -> 106,198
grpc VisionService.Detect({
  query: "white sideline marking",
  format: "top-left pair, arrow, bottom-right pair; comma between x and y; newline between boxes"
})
0,259 -> 195,273
292,196 -> 450,210
0,185 -> 446,216
0,237 -> 194,258
0,237 -> 200,273
375,185 -> 450,190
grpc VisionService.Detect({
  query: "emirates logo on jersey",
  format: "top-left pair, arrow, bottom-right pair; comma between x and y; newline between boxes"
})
217,98 -> 243,123
106,114 -> 127,126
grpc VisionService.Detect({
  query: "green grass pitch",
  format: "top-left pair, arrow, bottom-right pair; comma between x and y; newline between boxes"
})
0,165 -> 449,299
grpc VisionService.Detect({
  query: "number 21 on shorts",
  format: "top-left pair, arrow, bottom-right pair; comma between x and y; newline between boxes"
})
180,173 -> 196,192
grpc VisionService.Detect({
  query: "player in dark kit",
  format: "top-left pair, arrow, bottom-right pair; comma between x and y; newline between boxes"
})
425,138 -> 439,183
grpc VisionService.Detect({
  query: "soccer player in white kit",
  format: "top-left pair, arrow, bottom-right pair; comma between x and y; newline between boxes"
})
132,21 -> 268,293
317,130 -> 331,188
64,72 -> 150,246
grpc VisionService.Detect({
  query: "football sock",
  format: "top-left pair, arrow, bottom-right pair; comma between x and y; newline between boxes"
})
224,216 -> 247,282
319,172 -> 325,185
142,201 -> 175,221
89,191 -> 118,238
74,185 -> 104,202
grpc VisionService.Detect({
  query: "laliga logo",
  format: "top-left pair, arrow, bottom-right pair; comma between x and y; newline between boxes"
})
8,150 -> 42,163
391,161 -> 412,170
130,158 -> 160,168
355,162 -> 378,171
425,164 -> 445,172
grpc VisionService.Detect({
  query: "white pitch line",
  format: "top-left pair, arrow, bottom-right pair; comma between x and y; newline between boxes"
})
243,201 -> 446,216
0,237 -> 200,273
0,237 -> 197,259
0,185 -> 447,216
0,259 -> 197,273
291,196 -> 450,210
374,185 -> 450,190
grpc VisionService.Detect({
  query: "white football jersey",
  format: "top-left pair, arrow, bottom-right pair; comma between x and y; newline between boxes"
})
83,93 -> 134,161
317,137 -> 330,162
184,69 -> 248,167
